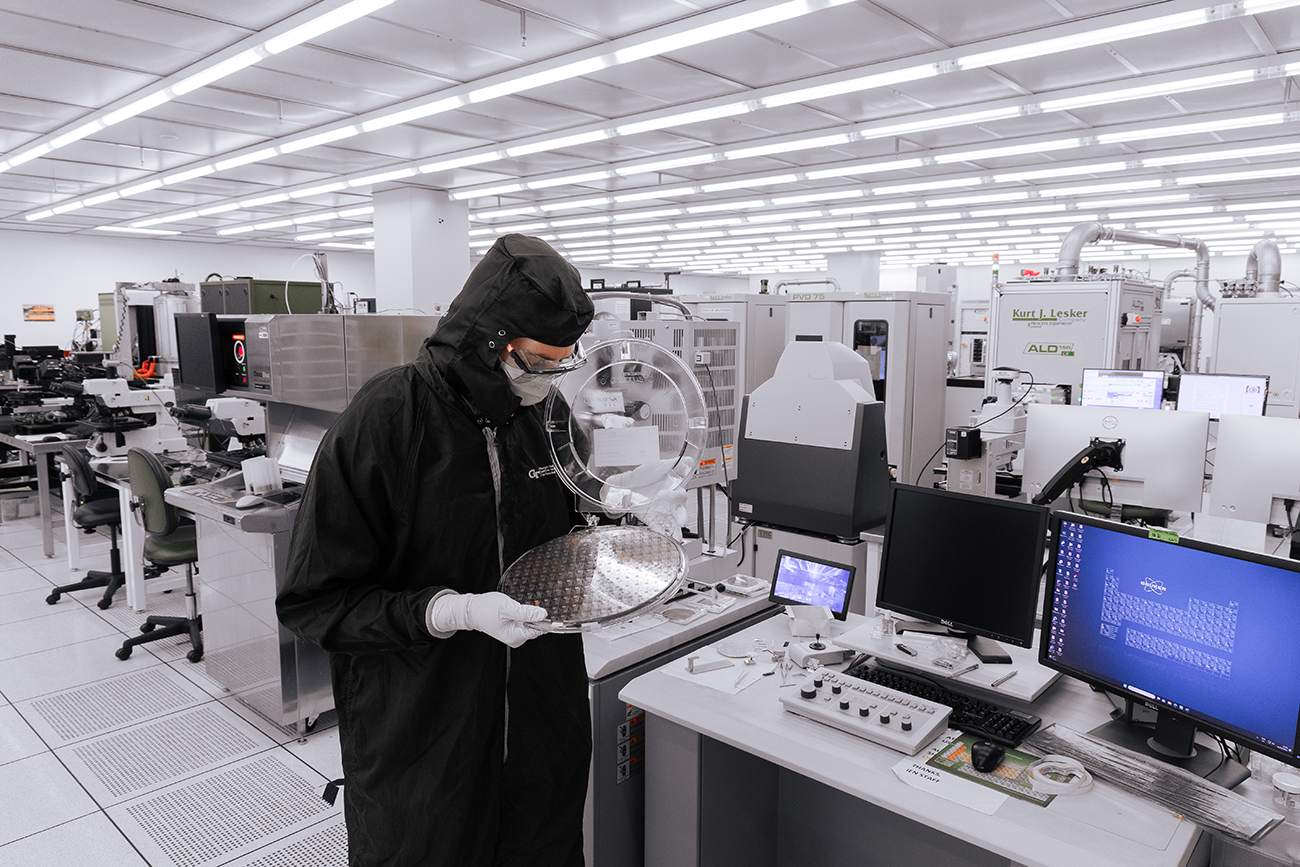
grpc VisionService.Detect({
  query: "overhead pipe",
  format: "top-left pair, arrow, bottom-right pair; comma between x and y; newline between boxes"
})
1054,221 -> 1215,311
774,277 -> 841,294
1163,269 -> 1200,373
587,291 -> 697,319
1245,238 -> 1282,294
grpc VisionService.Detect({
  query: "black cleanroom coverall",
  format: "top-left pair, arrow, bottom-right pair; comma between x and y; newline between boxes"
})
277,234 -> 595,867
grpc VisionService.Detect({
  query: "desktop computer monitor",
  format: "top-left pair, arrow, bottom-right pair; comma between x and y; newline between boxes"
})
1175,372 -> 1269,420
173,313 -> 224,395
1022,404 -> 1210,515
874,484 -> 1049,662
1080,369 -> 1164,410
1206,414 -> 1300,526
768,550 -> 856,621
1042,511 -> 1300,779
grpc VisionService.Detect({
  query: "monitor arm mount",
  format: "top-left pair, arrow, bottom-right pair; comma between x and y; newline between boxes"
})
1032,438 -> 1125,506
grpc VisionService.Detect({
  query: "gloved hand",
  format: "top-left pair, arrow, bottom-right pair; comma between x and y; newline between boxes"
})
602,459 -> 689,541
428,592 -> 549,648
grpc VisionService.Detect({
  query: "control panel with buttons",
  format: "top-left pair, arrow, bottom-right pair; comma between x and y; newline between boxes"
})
779,669 -> 952,755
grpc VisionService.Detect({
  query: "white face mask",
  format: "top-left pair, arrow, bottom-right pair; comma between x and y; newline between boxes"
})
503,363 -> 553,406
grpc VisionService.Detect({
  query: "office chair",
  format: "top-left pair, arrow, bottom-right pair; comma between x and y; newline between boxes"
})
46,445 -> 127,609
115,447 -> 203,663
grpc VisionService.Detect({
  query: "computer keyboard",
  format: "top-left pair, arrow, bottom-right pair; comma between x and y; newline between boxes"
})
845,660 -> 1042,748
778,669 -> 952,755
205,448 -> 266,468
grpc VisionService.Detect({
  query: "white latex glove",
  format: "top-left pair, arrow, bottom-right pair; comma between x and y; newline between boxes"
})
601,459 -> 689,540
428,592 -> 549,648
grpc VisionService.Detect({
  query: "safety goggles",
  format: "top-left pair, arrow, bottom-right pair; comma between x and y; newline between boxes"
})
508,340 -> 587,375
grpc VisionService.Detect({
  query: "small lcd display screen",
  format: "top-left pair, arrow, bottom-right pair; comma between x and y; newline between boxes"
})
769,551 -> 856,620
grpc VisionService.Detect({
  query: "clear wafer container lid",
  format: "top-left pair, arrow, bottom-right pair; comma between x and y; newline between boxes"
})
543,337 -> 708,511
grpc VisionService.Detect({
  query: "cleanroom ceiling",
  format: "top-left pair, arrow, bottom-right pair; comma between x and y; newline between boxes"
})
2,0 -> 1300,274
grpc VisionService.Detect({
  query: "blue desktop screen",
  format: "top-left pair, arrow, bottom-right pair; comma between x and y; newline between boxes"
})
1045,518 -> 1300,755
772,553 -> 853,615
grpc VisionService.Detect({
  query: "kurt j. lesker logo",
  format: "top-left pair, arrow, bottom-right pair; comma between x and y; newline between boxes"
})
1012,307 -> 1089,322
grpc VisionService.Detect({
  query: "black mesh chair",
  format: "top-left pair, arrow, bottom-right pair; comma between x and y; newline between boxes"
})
115,447 -> 203,663
47,445 -> 127,609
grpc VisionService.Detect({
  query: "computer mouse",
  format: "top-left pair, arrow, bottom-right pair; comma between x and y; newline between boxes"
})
970,740 -> 1005,773
41,435 -> 61,442
234,495 -> 262,510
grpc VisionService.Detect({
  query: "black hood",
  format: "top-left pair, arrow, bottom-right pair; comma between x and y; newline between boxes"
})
421,234 -> 594,425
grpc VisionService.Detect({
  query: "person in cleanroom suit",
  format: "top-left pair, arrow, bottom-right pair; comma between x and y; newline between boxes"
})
277,233 -> 595,867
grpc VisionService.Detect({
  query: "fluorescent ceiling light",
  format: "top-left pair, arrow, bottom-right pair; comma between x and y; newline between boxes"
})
199,203 -> 241,216
163,165 -> 216,185
291,182 -> 349,199
0,0 -> 392,180
51,122 -> 105,150
348,168 -> 417,187
1040,70 -> 1254,113
241,193 -> 291,208
505,130 -> 611,158
294,211 -> 340,224
282,126 -> 361,154
103,92 -> 171,126
617,104 -> 752,137
83,192 -> 121,207
1098,113 -> 1284,144
95,226 -> 180,235
171,50 -> 263,96
121,180 -> 164,196
265,0 -> 396,54
957,10 -> 1208,69
216,148 -> 278,171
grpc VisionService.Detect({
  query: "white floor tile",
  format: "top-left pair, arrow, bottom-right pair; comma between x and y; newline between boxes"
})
7,542 -> 68,566
16,664 -> 214,747
0,546 -> 31,571
0,752 -> 98,845
107,751 -> 338,867
171,654 -> 234,700
57,703 -> 278,806
0,566 -> 54,596
0,583 -> 92,626
0,704 -> 47,766
0,635 -> 163,703
0,526 -> 67,552
0,812 -> 148,866
283,726 -> 344,781
219,815 -> 347,867
0,606 -> 121,661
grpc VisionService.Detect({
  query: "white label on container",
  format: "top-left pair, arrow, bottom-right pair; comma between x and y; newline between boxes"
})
594,426 -> 660,467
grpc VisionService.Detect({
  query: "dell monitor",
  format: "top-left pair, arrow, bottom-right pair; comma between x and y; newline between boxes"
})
875,484 -> 1049,663
1206,414 -> 1300,528
768,550 -> 856,621
1080,368 -> 1164,410
1043,511 -> 1300,782
1176,372 -> 1269,420
1022,404 -> 1210,516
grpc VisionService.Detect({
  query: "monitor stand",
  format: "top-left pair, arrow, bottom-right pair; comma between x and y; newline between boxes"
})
892,620 -> 1012,664
1089,705 -> 1250,789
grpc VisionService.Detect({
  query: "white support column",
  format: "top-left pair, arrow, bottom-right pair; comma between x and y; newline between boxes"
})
373,186 -> 469,315
826,251 -> 881,294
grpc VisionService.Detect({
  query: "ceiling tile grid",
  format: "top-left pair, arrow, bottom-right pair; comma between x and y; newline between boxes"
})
1,0 -> 1300,271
